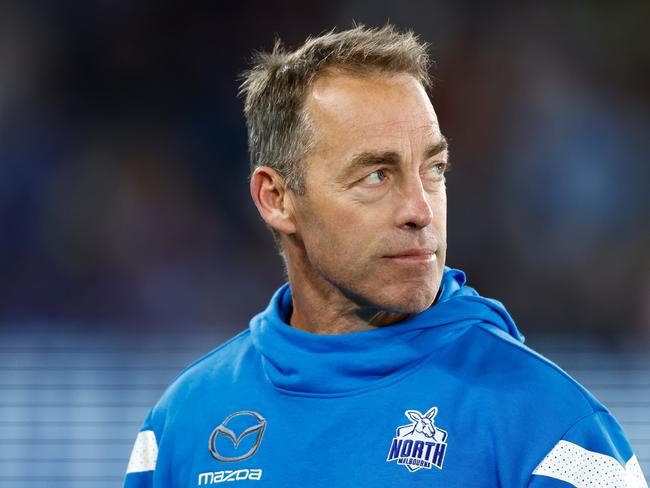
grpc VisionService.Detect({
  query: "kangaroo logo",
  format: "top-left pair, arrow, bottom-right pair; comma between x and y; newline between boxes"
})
386,406 -> 448,472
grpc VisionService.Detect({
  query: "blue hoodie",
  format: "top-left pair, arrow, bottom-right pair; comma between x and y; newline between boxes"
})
124,267 -> 646,487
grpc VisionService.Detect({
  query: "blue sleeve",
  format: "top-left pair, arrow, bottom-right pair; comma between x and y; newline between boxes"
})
123,410 -> 165,488
527,411 -> 648,487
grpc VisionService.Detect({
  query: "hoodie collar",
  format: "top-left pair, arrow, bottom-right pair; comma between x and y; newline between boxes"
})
249,267 -> 523,396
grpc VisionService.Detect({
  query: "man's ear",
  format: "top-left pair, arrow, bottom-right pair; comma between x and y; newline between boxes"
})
250,166 -> 297,236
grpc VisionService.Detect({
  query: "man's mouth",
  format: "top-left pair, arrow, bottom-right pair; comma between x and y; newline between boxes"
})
384,248 -> 437,262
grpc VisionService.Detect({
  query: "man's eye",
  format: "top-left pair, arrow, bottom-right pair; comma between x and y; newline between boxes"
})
361,169 -> 386,185
430,162 -> 447,177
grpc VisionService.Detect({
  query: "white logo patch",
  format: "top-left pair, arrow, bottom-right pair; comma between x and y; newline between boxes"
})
126,430 -> 158,474
533,440 -> 648,488
386,406 -> 448,472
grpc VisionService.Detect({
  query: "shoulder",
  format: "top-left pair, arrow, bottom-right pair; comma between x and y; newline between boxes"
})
439,322 -> 604,418
150,329 -> 256,418
174,329 -> 253,379
436,323 -> 639,485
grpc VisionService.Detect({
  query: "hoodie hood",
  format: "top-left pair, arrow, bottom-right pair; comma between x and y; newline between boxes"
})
249,267 -> 524,395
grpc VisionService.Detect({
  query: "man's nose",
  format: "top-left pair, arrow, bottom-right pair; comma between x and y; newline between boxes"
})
395,176 -> 433,230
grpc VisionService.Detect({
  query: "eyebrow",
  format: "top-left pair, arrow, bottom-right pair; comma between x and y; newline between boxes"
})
343,135 -> 449,178
424,136 -> 448,160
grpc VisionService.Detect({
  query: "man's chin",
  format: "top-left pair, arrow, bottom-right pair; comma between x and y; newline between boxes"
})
375,289 -> 439,315
373,274 -> 442,312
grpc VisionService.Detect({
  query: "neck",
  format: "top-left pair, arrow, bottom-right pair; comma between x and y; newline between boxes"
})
289,289 -> 412,335
284,248 -> 412,335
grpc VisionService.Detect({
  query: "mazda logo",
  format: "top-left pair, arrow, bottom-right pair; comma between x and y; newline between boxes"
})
209,411 -> 266,462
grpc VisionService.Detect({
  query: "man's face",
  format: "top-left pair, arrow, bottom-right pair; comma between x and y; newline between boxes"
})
288,70 -> 448,314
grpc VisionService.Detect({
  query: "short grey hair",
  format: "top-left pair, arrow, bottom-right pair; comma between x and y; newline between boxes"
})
239,24 -> 432,195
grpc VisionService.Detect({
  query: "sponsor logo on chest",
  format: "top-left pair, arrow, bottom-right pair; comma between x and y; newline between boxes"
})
198,410 -> 266,485
198,468 -> 262,485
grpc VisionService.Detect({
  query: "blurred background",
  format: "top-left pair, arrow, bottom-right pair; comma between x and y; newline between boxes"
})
0,1 -> 648,486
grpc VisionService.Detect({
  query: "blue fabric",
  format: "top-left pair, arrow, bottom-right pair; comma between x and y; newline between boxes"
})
124,267 -> 641,488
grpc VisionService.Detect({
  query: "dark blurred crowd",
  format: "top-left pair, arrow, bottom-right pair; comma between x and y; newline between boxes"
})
1,1 -> 648,338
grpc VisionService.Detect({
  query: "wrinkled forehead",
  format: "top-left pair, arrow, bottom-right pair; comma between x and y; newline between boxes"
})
304,70 -> 441,155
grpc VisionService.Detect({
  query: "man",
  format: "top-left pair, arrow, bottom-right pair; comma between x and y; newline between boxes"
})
124,25 -> 647,487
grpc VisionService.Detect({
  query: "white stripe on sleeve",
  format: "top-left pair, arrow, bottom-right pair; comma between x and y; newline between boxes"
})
126,430 -> 159,474
532,440 -> 648,488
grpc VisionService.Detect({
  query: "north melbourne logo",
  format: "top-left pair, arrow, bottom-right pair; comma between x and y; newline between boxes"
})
386,407 -> 448,472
